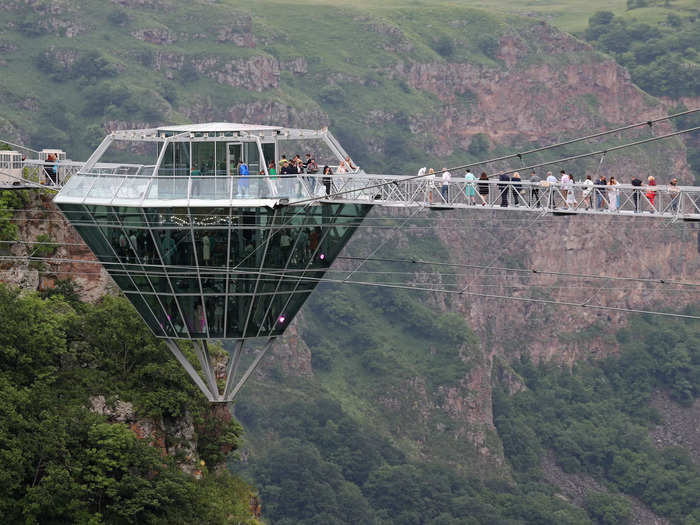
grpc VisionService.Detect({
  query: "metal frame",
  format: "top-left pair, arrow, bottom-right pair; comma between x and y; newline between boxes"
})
165,336 -> 276,402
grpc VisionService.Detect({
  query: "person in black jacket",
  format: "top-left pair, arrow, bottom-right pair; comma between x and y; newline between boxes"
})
498,173 -> 510,207
631,174 -> 642,212
511,172 -> 522,206
478,172 -> 490,205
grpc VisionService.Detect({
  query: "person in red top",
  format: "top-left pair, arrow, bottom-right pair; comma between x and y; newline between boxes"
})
646,175 -> 657,210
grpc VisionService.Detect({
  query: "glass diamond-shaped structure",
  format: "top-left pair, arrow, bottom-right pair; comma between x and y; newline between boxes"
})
54,123 -> 372,401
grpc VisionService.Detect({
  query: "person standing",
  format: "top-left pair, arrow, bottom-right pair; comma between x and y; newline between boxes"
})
529,170 -> 540,207
560,170 -> 570,205
477,172 -> 489,205
646,175 -> 657,211
440,168 -> 451,202
607,176 -> 619,211
322,165 -> 333,197
426,168 -> 436,203
464,168 -> 476,205
582,175 -> 593,210
669,178 -> 680,212
511,172 -> 522,206
631,173 -> 642,212
498,172 -> 510,207
545,171 -> 558,208
595,175 -> 607,210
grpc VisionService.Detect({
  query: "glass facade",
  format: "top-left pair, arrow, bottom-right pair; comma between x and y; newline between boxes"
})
57,202 -> 371,340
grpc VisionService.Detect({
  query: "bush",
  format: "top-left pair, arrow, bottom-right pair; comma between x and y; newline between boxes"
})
319,85 -> 345,106
584,492 -> 632,525
468,133 -> 490,156
433,36 -> 455,58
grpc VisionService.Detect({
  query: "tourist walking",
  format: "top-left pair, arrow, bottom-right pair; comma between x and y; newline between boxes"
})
464,168 -> 476,205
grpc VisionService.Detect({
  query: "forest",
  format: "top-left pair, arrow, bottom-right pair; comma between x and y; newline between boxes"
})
0,284 -> 259,524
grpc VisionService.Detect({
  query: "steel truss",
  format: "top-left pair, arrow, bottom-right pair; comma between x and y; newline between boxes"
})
165,337 -> 276,402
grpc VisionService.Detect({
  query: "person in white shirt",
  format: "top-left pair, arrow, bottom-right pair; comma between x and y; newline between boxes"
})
441,168 -> 451,202
565,173 -> 577,208
582,175 -> 594,210
607,176 -> 619,211
426,168 -> 436,203
545,171 -> 558,208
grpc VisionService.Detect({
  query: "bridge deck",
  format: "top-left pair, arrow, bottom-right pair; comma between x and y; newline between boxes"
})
2,160 -> 699,220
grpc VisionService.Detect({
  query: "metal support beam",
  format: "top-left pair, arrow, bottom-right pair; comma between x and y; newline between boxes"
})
194,340 -> 219,398
227,338 -> 276,402
223,340 -> 244,401
165,339 -> 215,402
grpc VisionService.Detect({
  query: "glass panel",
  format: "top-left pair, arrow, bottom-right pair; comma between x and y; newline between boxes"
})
159,143 -> 174,177
216,142 -> 227,177
151,228 -> 195,267
169,272 -> 201,294
142,293 -> 176,337
206,296 -> 226,338
192,225 -> 228,268
86,175 -> 124,199
57,203 -> 93,223
262,142 -> 275,172
245,142 -> 260,175
115,176 -> 150,200
58,173 -> 95,198
176,295 -> 206,338
124,293 -> 164,337
174,142 -> 190,178
191,142 -> 215,177
225,295 -> 252,339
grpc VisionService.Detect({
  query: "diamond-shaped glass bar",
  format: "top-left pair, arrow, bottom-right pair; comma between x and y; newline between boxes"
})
52,123 -> 374,343
56,202 -> 371,340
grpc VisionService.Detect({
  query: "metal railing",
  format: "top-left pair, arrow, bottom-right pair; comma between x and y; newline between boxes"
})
53,171 -> 700,220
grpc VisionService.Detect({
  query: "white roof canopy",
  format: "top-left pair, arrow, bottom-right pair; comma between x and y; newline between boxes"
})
157,122 -> 283,134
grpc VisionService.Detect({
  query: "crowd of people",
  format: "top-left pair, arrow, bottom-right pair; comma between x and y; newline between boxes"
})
234,152 -> 357,197
415,166 -> 681,213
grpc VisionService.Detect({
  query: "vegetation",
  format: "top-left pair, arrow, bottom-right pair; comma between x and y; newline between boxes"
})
584,9 -> 699,98
236,396 -> 596,524
494,312 -> 700,523
0,284 -> 258,524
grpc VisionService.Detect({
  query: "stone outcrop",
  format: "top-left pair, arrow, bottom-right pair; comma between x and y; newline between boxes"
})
131,28 -> 177,45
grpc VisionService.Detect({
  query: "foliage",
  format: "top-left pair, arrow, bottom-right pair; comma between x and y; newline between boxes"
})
32,233 -> 58,258
494,313 -> 700,523
584,10 -> 699,97
237,395 -> 592,524
0,284 -> 254,524
468,133 -> 491,156
584,492 -> 632,525
0,190 -> 23,241
432,36 -> 455,58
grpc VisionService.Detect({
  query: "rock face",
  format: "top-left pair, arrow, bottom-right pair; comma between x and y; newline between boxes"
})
2,193 -> 113,302
649,390 -> 700,465
540,450 -> 671,525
